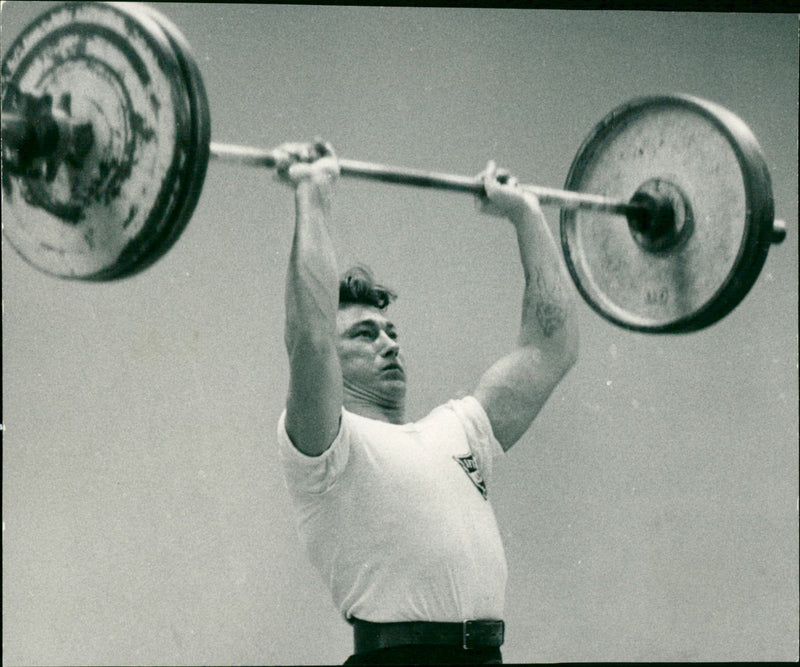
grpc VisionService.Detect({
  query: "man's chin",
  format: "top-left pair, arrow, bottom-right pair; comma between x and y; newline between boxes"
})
381,377 -> 407,399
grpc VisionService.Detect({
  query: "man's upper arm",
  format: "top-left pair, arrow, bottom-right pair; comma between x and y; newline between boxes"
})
473,346 -> 573,452
284,335 -> 343,457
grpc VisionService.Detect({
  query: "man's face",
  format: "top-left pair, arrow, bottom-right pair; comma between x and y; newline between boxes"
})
336,304 -> 406,406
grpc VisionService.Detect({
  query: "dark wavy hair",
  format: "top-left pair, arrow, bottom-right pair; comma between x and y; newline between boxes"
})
339,265 -> 397,310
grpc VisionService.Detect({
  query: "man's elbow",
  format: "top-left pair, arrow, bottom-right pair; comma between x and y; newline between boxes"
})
547,321 -> 580,376
284,323 -> 337,359
563,324 -> 580,370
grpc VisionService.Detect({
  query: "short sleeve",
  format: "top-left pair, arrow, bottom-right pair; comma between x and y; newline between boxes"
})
446,396 -> 505,486
277,409 -> 350,495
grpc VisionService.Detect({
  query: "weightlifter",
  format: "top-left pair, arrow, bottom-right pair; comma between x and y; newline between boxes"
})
274,140 -> 579,665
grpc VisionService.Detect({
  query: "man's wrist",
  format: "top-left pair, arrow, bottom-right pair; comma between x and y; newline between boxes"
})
507,202 -> 540,227
295,179 -> 333,215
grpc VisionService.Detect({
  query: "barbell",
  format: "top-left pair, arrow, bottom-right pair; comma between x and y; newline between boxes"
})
0,1 -> 787,333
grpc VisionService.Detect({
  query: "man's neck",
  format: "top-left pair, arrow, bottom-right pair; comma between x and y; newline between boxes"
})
343,390 -> 406,425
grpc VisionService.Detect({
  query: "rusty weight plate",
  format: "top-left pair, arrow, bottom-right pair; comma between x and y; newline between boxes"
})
109,2 -> 211,279
1,1 -> 193,280
560,94 -> 775,333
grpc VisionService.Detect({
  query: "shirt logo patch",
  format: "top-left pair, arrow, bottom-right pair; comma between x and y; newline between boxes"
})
453,454 -> 488,500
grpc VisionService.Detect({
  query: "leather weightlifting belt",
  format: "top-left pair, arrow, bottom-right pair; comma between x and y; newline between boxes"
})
352,618 -> 505,653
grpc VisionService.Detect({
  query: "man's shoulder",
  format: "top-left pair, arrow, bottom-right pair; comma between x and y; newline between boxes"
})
416,395 -> 485,425
417,396 -> 503,459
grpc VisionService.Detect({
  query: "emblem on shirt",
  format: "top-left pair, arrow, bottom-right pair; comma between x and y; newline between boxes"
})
453,454 -> 488,500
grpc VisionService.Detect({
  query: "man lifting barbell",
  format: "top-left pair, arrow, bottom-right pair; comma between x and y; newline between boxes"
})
0,4 -> 791,665
272,140 -> 579,665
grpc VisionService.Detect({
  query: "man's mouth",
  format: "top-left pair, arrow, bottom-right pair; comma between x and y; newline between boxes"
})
382,363 -> 404,375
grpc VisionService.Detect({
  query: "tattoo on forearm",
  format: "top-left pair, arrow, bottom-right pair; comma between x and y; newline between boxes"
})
536,301 -> 567,337
528,268 -> 568,337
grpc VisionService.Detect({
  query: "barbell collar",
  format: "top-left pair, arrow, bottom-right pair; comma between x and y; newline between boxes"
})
1,110 -> 63,158
771,219 -> 786,244
2,109 -> 93,166
1,112 -> 37,149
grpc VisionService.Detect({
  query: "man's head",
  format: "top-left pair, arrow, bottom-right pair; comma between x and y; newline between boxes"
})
336,266 -> 406,420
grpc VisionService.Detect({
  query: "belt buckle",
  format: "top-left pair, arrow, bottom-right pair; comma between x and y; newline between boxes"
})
462,620 -> 474,650
462,619 -> 504,650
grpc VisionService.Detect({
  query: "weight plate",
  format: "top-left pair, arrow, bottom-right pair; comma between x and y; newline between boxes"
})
109,3 -> 211,279
560,94 -> 774,333
1,1 -> 192,280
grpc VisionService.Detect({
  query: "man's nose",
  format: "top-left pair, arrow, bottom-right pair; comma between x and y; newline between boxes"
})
378,331 -> 400,357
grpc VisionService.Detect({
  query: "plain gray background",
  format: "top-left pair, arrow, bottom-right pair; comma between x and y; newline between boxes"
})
2,3 -> 797,665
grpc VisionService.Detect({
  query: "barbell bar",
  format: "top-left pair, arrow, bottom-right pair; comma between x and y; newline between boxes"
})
3,108 -> 768,229
1,112 -> 784,230
0,1 -> 788,333
2,110 -> 786,238
208,142 -> 643,217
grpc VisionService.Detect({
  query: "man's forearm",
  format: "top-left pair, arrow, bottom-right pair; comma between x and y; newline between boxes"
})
285,181 -> 339,349
513,208 -> 579,360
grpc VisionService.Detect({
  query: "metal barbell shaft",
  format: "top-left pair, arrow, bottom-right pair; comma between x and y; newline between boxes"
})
209,142 -> 786,243
2,115 -> 785,241
0,104 -> 778,226
209,141 -> 641,217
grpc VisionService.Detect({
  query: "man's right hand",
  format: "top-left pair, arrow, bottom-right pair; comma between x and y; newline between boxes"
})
273,139 -> 340,188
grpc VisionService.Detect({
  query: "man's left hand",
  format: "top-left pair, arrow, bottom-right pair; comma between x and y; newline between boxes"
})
476,160 -> 542,224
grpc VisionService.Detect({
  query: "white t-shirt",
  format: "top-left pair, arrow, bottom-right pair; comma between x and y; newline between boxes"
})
277,396 -> 507,623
